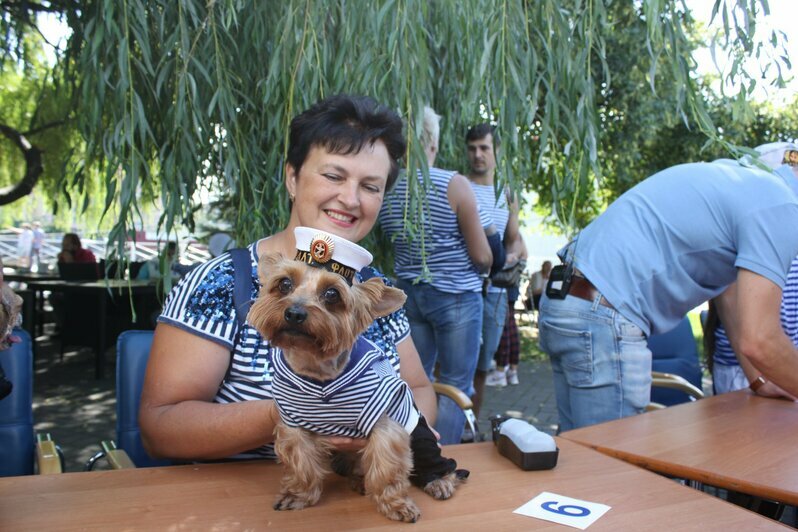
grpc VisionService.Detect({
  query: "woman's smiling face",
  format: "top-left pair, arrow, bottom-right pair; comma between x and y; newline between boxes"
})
286,141 -> 391,244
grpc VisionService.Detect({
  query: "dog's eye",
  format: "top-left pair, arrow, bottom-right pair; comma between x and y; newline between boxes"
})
277,277 -> 293,294
321,287 -> 340,304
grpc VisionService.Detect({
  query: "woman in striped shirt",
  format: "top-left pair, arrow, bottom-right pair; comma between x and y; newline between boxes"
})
139,95 -> 438,462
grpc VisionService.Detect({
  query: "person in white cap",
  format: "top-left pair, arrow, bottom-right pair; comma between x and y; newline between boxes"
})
708,142 -> 798,397
539,141 -> 798,431
140,94 -> 438,463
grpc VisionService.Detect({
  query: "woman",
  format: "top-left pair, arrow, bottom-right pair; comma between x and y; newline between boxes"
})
139,94 -> 437,461
379,106 -> 493,444
57,233 -> 97,264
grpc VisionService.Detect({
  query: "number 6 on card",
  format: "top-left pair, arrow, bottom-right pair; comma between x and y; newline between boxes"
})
541,501 -> 591,517
514,492 -> 611,530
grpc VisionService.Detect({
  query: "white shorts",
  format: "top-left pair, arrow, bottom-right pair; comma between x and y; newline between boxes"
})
712,364 -> 749,395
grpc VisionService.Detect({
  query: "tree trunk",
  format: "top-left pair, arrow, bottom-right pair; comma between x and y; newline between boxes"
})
0,124 -> 43,205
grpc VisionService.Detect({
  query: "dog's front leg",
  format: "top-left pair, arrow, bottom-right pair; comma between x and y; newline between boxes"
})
273,423 -> 332,511
361,416 -> 420,523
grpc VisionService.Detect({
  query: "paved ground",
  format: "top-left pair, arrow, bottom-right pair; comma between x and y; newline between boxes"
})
32,330 -> 118,472
30,322 -> 557,472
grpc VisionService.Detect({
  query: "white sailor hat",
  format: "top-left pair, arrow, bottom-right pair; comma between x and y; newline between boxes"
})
754,141 -> 798,169
293,227 -> 373,285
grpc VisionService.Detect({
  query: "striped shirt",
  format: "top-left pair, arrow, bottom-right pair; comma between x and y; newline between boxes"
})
714,254 -> 798,366
379,167 -> 491,293
470,181 -> 510,294
272,336 -> 419,438
158,241 -> 410,459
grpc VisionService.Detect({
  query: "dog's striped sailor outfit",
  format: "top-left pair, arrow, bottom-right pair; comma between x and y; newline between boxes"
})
272,334 -> 467,487
271,336 -> 420,437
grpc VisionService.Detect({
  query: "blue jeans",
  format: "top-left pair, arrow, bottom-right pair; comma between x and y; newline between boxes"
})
397,280 -> 483,445
538,292 -> 651,432
477,290 -> 508,372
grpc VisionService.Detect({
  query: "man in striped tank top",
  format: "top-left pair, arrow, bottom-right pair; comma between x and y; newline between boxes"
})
464,124 -> 527,418
380,107 -> 496,444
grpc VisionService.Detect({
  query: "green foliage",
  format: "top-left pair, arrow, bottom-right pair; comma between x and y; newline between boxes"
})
0,31 -> 128,235
2,0 -> 792,258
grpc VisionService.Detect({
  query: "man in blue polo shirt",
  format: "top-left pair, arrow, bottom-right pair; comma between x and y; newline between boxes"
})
539,142 -> 798,431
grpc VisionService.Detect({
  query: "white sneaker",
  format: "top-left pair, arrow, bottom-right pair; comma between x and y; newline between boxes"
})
485,369 -> 507,387
507,368 -> 519,385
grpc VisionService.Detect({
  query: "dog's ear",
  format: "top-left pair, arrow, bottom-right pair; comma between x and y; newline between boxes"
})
354,278 -> 407,318
257,252 -> 285,284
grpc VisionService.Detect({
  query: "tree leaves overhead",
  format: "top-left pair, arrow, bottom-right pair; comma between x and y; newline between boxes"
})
3,0 -> 788,251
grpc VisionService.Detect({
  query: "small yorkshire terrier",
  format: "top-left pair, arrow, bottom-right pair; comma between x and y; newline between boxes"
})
248,253 -> 466,523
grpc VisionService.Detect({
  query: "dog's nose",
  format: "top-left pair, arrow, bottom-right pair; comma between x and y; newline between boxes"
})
284,306 -> 307,324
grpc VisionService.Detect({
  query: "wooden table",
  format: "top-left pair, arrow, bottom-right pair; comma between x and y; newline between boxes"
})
0,440 -> 785,530
561,390 -> 798,506
24,279 -> 158,378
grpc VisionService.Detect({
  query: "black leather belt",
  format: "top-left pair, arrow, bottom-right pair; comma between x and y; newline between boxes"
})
568,275 -> 613,308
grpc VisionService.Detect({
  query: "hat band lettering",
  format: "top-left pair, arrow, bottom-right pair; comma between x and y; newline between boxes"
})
294,250 -> 356,285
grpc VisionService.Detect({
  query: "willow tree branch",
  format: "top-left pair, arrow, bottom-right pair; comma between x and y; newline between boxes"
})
0,124 -> 43,205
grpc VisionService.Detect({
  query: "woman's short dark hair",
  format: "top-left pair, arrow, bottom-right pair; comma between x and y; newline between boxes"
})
465,123 -> 500,146
287,94 -> 406,190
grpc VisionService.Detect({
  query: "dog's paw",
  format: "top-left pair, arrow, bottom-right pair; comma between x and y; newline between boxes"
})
348,474 -> 366,495
377,497 -> 421,523
273,490 -> 319,511
423,472 -> 465,500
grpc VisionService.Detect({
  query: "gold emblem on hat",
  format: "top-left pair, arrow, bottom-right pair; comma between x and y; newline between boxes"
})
310,234 -> 335,263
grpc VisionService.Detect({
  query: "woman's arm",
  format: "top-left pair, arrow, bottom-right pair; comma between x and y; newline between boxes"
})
396,335 -> 437,425
139,323 -> 281,459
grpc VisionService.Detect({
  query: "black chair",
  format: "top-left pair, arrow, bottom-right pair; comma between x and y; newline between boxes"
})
57,262 -> 99,281
97,259 -> 121,279
128,261 -> 147,280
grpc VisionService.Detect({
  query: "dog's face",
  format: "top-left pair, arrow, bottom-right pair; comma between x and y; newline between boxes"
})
248,253 -> 406,378
0,279 -> 23,351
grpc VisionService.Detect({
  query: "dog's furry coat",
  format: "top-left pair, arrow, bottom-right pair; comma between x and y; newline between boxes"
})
248,253 -> 465,522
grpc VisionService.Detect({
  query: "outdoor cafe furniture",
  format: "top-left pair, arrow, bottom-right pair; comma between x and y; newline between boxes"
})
0,440 -> 786,530
560,390 -> 798,507
23,279 -> 159,378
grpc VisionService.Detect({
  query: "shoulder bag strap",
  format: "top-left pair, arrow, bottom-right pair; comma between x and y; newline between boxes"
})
230,247 -> 254,328
225,247 -> 255,381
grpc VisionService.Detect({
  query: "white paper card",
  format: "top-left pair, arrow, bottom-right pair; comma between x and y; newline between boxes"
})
513,491 -> 611,530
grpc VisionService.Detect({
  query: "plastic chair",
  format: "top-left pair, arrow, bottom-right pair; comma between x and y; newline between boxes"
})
647,317 -> 705,407
0,328 -> 63,476
86,330 -> 169,470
